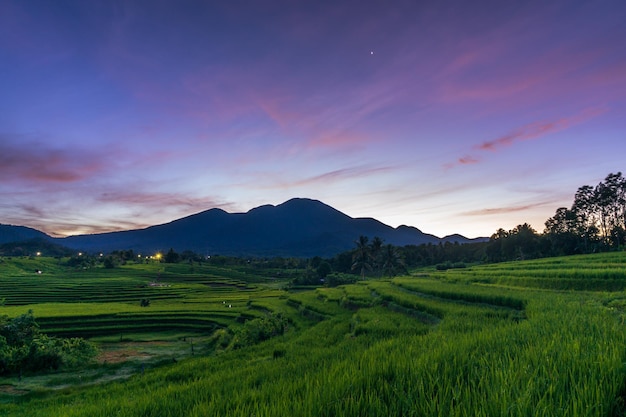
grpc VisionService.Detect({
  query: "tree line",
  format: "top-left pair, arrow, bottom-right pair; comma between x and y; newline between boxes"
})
479,171 -> 625,262
543,172 -> 625,254
325,172 -> 626,274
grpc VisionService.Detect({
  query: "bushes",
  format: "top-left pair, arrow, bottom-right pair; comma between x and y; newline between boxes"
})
229,314 -> 289,350
207,314 -> 289,353
0,311 -> 97,375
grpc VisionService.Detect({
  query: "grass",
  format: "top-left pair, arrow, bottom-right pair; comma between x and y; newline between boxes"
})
1,252 -> 626,416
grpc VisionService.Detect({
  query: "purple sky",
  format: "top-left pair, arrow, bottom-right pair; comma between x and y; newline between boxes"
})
1,1 -> 625,239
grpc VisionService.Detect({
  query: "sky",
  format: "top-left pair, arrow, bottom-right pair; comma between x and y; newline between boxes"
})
1,0 -> 625,239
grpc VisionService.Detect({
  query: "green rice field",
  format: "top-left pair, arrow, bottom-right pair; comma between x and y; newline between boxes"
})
2,251 -> 626,416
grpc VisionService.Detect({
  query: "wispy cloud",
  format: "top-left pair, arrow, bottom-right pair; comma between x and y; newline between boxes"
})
443,155 -> 480,169
462,201 -> 555,216
16,204 -> 46,219
0,135 -> 107,184
39,220 -> 152,238
458,155 -> 479,164
445,108 -> 606,168
478,108 -> 605,152
243,165 -> 395,191
96,190 -> 235,212
3,188 -> 237,237
432,1 -> 626,119
292,166 -> 394,187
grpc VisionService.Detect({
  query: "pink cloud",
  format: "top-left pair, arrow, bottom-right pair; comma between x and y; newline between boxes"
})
99,13 -> 416,153
306,131 -> 371,152
458,155 -> 479,164
292,166 -> 394,187
477,108 -> 606,152
443,155 -> 480,170
96,190 -> 235,212
56,222 -> 150,236
47,219 -> 157,238
462,201 -> 555,216
249,69 -> 416,155
445,107 -> 606,169
0,137 -> 106,184
255,95 -> 301,130
178,65 -> 275,124
436,40 -> 560,104
16,204 -> 46,220
6,187 -> 238,237
11,212 -> 150,238
248,165 -> 395,190
95,5 -> 433,164
182,70 -> 384,162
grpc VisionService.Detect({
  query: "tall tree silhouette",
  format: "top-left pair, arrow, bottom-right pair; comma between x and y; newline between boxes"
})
381,244 -> 406,277
370,236 -> 384,275
351,236 -> 372,279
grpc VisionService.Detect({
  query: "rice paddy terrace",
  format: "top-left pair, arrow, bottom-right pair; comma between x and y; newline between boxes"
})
2,252 -> 626,416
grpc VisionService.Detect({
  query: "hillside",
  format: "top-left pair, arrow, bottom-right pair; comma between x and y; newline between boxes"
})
0,224 -> 50,244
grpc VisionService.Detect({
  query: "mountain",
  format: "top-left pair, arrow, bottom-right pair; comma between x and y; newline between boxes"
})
441,234 -> 489,244
2,199 -> 486,257
0,238 -> 74,257
0,225 -> 74,257
0,224 -> 51,244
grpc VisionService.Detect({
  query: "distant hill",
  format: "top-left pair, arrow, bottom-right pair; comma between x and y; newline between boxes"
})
2,198 -> 487,257
0,224 -> 51,244
441,234 -> 488,244
0,225 -> 72,257
0,238 -> 74,257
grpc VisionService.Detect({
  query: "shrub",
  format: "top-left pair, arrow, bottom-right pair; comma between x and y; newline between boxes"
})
103,256 -> 117,269
230,313 -> 289,349
0,312 -> 97,375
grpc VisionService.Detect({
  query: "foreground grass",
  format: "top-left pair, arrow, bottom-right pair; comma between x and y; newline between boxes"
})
1,252 -> 626,416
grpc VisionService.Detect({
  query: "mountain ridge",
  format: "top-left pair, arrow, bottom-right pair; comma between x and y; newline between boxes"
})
0,198 -> 487,257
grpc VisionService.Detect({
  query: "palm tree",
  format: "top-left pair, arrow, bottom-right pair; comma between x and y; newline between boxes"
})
351,236 -> 372,279
381,244 -> 406,277
370,236 -> 384,276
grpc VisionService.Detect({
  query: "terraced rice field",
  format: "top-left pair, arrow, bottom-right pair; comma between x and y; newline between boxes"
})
0,259 -> 277,338
2,251 -> 626,416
